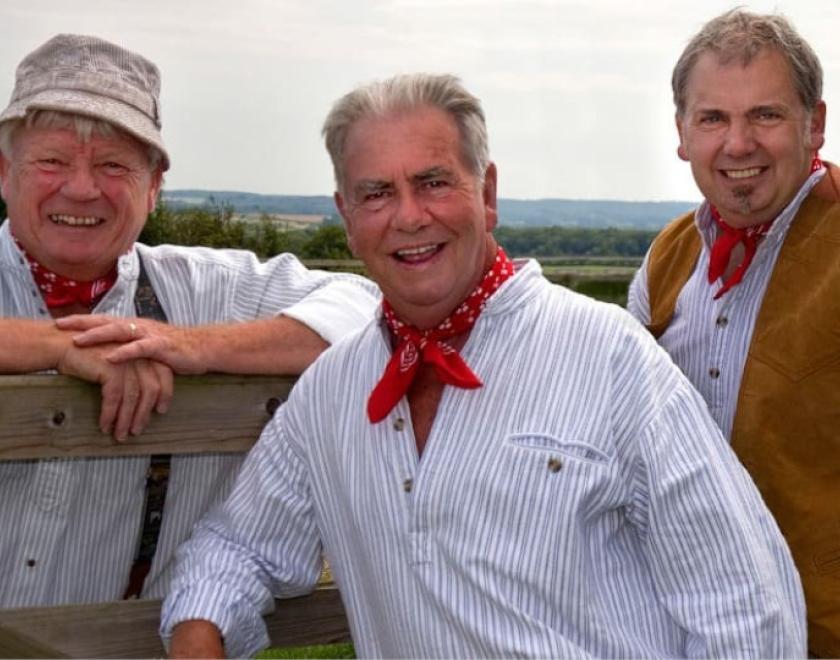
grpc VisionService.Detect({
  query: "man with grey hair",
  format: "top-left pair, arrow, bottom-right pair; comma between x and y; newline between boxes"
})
628,9 -> 839,655
0,34 -> 377,607
163,72 -> 805,658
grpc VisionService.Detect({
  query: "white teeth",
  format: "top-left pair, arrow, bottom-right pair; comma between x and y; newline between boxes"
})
49,214 -> 101,226
396,244 -> 438,257
724,167 -> 762,180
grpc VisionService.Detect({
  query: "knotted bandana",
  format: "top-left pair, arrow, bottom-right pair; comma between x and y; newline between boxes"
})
367,246 -> 515,423
14,238 -> 117,309
708,155 -> 823,300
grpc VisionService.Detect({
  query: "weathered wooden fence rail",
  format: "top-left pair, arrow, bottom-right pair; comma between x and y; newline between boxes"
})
0,374 -> 350,658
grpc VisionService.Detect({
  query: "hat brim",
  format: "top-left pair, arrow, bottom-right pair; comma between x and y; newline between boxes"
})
0,88 -> 170,171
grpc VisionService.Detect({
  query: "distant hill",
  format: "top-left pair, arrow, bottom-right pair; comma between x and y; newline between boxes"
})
162,189 -> 698,230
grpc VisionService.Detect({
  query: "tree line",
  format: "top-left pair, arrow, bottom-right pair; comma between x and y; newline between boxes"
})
139,202 -> 657,259
0,196 -> 658,259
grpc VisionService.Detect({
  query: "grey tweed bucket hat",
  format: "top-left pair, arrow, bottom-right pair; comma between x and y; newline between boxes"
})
0,33 -> 170,170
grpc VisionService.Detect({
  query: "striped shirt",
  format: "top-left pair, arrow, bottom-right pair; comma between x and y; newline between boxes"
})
627,169 -> 824,438
162,260 -> 805,658
0,220 -> 379,606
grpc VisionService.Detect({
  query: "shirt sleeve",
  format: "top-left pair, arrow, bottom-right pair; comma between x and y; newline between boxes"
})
160,405 -> 322,658
141,244 -> 380,343
236,252 -> 380,344
282,278 -> 379,344
629,377 -> 806,657
626,249 -> 651,325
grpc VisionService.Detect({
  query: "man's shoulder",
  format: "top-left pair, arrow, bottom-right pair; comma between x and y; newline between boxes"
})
650,210 -> 699,257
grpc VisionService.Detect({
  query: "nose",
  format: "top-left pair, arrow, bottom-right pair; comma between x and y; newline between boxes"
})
723,119 -> 757,159
61,164 -> 101,201
391,189 -> 430,233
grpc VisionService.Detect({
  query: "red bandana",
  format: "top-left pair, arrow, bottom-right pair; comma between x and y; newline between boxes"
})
14,239 -> 117,309
367,246 -> 515,423
708,155 -> 823,300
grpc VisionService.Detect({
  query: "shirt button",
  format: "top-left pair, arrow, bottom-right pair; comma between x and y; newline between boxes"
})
547,457 -> 563,473
709,367 -> 720,379
402,478 -> 413,492
26,559 -> 36,567
393,417 -> 405,432
716,316 -> 728,327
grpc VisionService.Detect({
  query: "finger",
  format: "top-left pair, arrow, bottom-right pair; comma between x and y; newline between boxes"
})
113,367 -> 141,442
55,314 -> 113,331
106,337 -> 163,364
73,321 -> 143,347
153,362 -> 175,414
130,360 -> 161,436
98,375 -> 123,436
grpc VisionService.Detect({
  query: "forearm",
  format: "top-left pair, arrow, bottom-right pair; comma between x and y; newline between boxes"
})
0,319 -> 71,372
193,316 -> 329,375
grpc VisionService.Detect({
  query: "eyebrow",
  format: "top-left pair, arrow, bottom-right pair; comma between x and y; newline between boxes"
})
353,179 -> 392,196
413,166 -> 453,183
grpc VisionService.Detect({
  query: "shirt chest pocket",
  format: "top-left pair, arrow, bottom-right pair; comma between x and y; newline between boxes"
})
468,433 -> 620,535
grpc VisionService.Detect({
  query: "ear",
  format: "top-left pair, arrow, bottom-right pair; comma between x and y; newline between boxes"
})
808,100 -> 827,151
334,190 -> 359,257
146,168 -> 164,213
0,151 -> 10,201
675,113 -> 689,162
482,162 -> 498,232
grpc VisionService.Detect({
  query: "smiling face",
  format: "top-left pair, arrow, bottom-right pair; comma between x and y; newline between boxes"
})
335,106 -> 498,329
0,124 -> 162,280
676,48 -> 825,228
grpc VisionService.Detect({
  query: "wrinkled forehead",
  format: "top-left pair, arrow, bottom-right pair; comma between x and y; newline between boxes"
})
341,108 -> 467,182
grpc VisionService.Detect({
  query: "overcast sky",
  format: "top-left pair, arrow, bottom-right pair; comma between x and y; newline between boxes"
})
2,0 -> 838,202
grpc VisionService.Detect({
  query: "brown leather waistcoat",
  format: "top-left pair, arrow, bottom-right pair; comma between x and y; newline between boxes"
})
645,166 -> 840,656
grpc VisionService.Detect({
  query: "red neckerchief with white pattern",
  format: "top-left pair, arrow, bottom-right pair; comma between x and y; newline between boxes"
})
708,154 -> 823,300
13,237 -> 117,309
367,245 -> 514,423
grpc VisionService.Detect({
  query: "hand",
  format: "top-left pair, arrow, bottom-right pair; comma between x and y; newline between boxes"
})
56,342 -> 174,441
56,314 -> 207,375
169,620 -> 225,659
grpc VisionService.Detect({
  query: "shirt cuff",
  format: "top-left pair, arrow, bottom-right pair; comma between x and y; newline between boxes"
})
281,278 -> 379,345
160,582 -> 270,659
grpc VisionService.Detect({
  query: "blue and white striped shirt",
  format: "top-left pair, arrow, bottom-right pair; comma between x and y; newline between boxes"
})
627,169 -> 824,438
162,261 -> 805,658
0,220 -> 379,606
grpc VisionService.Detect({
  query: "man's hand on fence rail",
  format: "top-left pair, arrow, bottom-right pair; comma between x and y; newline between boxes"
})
56,339 -> 174,441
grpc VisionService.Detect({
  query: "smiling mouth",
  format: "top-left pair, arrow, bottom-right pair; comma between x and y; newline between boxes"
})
49,214 -> 104,227
722,167 -> 765,180
393,243 -> 443,263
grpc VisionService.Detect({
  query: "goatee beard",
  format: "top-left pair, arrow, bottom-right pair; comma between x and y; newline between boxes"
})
732,186 -> 754,215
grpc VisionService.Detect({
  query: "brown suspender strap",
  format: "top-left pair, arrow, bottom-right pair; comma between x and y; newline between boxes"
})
122,254 -> 171,599
645,210 -> 701,339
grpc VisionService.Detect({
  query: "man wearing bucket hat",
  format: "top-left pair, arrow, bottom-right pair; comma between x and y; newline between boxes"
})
0,34 -> 377,606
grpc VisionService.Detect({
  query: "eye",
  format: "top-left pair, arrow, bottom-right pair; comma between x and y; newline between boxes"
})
358,189 -> 392,212
698,113 -> 722,126
100,161 -> 130,176
36,158 -> 64,171
756,110 -> 782,122
419,178 -> 452,197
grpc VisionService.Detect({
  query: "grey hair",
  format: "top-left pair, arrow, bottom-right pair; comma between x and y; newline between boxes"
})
322,73 -> 489,191
0,110 -> 164,170
672,8 -> 823,116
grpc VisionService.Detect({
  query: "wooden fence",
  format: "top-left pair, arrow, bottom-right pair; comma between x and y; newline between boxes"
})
0,374 -> 350,658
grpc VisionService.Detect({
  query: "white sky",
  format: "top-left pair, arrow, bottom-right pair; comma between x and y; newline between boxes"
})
1,0 -> 838,202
